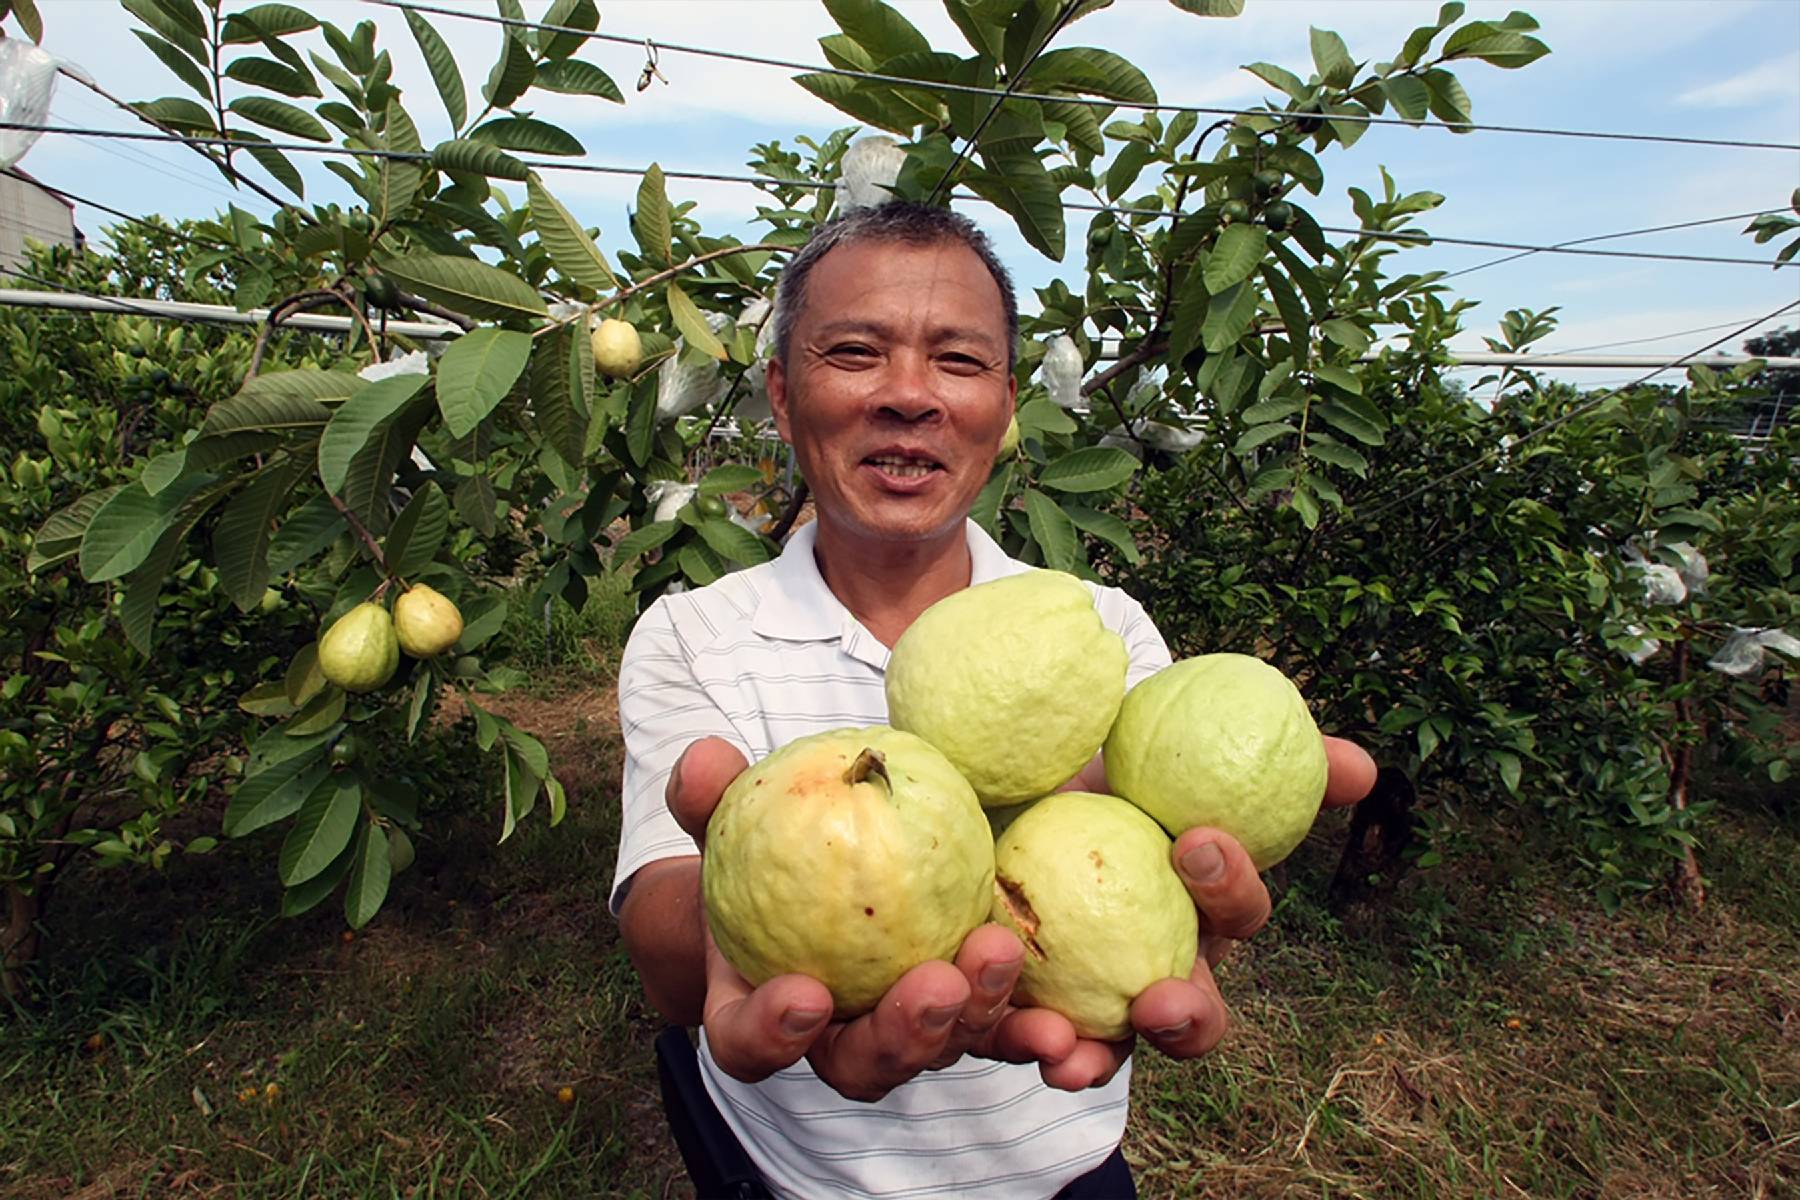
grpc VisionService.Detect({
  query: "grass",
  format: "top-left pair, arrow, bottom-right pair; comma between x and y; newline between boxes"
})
2,664 -> 1795,1198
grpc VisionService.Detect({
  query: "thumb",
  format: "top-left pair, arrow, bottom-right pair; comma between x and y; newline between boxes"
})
667,736 -> 751,845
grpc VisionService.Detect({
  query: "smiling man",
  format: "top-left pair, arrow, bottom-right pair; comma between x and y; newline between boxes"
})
612,201 -> 1376,1199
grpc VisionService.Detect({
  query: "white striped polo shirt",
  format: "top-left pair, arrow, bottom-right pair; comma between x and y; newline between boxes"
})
613,518 -> 1173,1200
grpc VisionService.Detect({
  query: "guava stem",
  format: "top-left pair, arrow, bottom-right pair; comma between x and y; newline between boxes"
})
845,748 -> 889,791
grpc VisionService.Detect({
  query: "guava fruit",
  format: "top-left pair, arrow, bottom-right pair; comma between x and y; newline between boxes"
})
996,413 -> 1020,461
590,318 -> 642,379
702,726 -> 994,1018
989,792 -> 1197,1040
317,602 -> 400,694
393,584 -> 464,658
1104,653 -> 1327,870
886,570 -> 1127,807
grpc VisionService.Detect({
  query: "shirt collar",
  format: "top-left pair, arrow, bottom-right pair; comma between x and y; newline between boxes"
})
750,518 -> 1028,646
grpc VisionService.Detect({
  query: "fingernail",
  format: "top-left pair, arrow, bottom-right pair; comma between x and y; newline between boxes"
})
980,960 -> 1019,992
1182,842 -> 1225,883
1152,1018 -> 1192,1040
921,1004 -> 961,1033
781,1007 -> 827,1037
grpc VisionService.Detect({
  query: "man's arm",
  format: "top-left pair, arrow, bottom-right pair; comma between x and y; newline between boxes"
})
617,856 -> 704,1026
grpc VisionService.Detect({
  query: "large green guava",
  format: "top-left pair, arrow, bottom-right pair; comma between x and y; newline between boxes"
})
990,792 -> 1197,1040
1104,653 -> 1327,870
317,602 -> 400,694
702,727 -> 994,1018
885,570 -> 1127,807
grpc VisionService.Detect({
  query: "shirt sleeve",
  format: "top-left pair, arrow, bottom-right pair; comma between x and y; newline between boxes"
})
611,595 -> 753,915
1093,584 -> 1174,688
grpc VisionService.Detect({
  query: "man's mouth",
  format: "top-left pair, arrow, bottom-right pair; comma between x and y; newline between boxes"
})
863,454 -> 941,478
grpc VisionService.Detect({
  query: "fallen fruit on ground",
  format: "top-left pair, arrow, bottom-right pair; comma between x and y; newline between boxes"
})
393,584 -> 464,658
702,727 -> 994,1018
590,317 -> 643,379
886,569 -> 1127,806
990,792 -> 1197,1040
317,602 -> 400,693
1104,653 -> 1327,869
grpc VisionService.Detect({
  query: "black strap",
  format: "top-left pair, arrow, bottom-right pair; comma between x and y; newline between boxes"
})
655,1025 -> 773,1200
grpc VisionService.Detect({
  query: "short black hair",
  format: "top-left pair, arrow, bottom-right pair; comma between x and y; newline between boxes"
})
773,200 -> 1019,371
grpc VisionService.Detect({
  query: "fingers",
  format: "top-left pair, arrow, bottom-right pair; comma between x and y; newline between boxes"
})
952,923 -> 1024,1038
806,959 -> 972,1102
1040,1037 -> 1133,1091
1129,965 -> 1229,1060
701,928 -> 834,1084
982,1004 -> 1079,1070
1172,829 -> 1270,967
665,737 -> 751,845
1323,735 -> 1378,808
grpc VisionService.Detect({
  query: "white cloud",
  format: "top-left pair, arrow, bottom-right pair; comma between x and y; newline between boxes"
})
1675,53 -> 1800,108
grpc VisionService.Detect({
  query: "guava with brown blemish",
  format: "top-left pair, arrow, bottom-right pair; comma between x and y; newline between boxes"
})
702,727 -> 994,1018
988,792 -> 1196,1040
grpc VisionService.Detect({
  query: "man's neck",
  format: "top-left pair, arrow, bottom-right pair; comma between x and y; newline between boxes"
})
811,517 -> 973,648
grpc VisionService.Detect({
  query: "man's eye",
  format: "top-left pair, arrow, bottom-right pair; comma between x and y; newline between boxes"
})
829,344 -> 876,358
940,353 -> 985,371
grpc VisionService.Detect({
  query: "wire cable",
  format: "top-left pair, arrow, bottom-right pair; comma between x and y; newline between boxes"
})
1,167 -> 240,255
370,0 -> 1800,153
1553,315 -> 1797,356
6,121 -> 1793,271
1434,208 -> 1792,282
0,262 -> 192,322
1356,297 -> 1800,523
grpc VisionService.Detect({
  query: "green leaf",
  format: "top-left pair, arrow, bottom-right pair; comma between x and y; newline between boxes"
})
1017,395 -> 1078,436
970,462 -> 1013,537
667,282 -> 728,361
1261,263 -> 1309,358
7,0 -> 43,42
470,116 -> 584,156
1026,48 -> 1157,105
135,30 -> 213,102
611,520 -> 681,565
279,775 -> 361,886
224,751 -> 330,837
1313,364 -> 1363,396
318,374 -> 427,494
527,173 -> 618,292
1062,503 -> 1141,564
699,464 -> 764,497
1242,398 -> 1305,424
1204,223 -> 1269,293
825,0 -> 931,62
121,480 -> 234,653
1316,400 -> 1384,445
286,685 -> 346,736
696,517 -> 770,567
407,670 -> 436,741
285,643 -> 324,707
530,327 -> 586,468
1235,421 -> 1296,452
1491,750 -> 1522,794
431,138 -> 528,180
223,54 -> 320,98
1202,280 -> 1260,354
268,493 -> 346,574
201,385 -> 340,437
1321,318 -> 1372,356
228,95 -> 331,141
1171,0 -> 1245,13
232,131 -> 306,198
533,57 -> 623,101
635,164 -> 673,265
130,96 -> 215,133
1381,74 -> 1430,122
1304,438 -> 1369,476
456,475 -> 499,536
538,0 -> 599,59
123,0 -> 205,59
1309,27 -> 1356,88
376,100 -> 426,223
279,837 -> 355,917
215,459 -> 304,610
385,481 -> 449,577
438,329 -> 533,439
483,26 -> 535,108
1037,446 -> 1139,493
1423,68 -> 1473,130
965,151 -> 1065,260
1022,488 -> 1080,572
344,819 -> 392,929
78,474 -> 212,583
379,254 -> 548,321
227,3 -> 316,39
1243,61 -> 1306,100
500,742 -> 542,843
405,7 -> 467,129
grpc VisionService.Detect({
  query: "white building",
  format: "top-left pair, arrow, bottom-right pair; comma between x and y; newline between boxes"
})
0,171 -> 81,274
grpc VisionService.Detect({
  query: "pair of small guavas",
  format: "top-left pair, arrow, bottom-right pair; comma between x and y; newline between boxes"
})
316,584 -> 464,694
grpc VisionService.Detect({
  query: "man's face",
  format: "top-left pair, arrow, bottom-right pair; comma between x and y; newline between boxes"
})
767,237 -> 1016,547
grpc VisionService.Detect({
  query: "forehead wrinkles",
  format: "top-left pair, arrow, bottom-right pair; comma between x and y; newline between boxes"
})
803,242 -> 1005,347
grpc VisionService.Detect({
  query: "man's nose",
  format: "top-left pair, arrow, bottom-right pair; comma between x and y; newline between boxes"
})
879,349 -> 943,423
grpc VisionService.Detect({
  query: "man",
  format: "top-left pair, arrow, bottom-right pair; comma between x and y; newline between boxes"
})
613,201 -> 1376,1198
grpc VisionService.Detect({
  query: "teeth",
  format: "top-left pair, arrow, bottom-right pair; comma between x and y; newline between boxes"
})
868,456 -> 936,478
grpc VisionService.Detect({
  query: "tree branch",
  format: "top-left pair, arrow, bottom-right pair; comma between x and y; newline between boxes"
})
247,290 -> 352,378
393,291 -> 476,332
326,491 -> 395,578
767,480 -> 809,544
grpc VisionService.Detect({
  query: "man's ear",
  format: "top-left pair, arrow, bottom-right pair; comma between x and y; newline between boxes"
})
767,356 -> 793,444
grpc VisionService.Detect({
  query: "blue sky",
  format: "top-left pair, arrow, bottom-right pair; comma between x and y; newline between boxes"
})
16,0 -> 1800,390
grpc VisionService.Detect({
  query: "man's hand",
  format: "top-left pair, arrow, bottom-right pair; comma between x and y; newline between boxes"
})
666,737 -> 1030,1102
979,734 -> 1380,1090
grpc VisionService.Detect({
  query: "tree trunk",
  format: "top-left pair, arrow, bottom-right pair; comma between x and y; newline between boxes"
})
1329,766 -> 1418,911
2,883 -> 40,1003
1669,641 -> 1706,910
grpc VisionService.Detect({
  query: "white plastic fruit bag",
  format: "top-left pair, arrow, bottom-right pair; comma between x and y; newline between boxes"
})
0,41 -> 59,171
